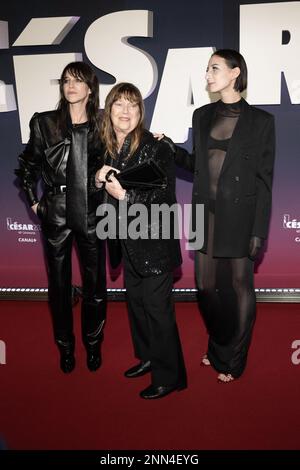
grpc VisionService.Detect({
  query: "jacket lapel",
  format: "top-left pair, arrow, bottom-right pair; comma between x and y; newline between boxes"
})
196,103 -> 216,180
198,103 -> 216,163
219,98 -> 253,177
44,138 -> 70,172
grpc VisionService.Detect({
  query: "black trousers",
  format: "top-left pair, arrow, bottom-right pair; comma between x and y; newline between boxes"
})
122,245 -> 187,387
42,202 -> 106,346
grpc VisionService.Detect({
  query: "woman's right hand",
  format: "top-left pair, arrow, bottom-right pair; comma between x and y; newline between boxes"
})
95,165 -> 120,188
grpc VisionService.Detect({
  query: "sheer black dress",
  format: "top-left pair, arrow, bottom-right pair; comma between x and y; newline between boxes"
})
195,99 -> 256,378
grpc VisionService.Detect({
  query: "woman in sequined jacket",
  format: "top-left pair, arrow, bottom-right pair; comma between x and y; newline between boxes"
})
95,82 -> 187,399
15,62 -> 106,374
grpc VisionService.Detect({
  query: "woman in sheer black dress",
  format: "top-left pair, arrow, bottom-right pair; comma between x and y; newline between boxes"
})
174,49 -> 275,382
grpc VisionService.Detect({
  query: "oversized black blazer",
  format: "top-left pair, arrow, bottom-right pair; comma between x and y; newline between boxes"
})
175,98 -> 275,258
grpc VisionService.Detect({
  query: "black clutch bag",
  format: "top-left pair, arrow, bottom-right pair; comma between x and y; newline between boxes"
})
106,159 -> 167,189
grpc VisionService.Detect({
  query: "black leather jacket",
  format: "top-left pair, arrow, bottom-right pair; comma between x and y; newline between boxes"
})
16,110 -> 103,212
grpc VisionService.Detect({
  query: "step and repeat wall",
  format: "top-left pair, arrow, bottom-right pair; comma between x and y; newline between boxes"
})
1,0 -> 299,289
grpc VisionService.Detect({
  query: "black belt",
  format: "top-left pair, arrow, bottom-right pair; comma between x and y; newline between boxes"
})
46,185 -> 66,195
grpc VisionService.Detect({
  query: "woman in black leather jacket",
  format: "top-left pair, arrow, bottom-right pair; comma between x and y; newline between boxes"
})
15,62 -> 106,373
95,82 -> 187,399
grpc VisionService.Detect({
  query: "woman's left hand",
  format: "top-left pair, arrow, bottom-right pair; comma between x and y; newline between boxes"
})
153,133 -> 176,153
248,236 -> 263,260
105,174 -> 126,200
153,133 -> 164,140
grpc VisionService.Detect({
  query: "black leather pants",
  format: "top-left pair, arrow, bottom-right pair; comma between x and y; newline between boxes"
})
41,194 -> 106,346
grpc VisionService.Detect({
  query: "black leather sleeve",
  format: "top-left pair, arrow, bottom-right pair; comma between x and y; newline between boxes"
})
15,113 -> 44,206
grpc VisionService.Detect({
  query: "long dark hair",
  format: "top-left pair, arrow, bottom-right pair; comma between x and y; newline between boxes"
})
57,61 -> 100,133
101,82 -> 145,159
212,49 -> 247,92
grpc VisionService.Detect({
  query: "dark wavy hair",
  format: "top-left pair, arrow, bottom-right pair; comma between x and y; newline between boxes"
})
57,61 -> 100,133
101,82 -> 145,159
212,49 -> 247,92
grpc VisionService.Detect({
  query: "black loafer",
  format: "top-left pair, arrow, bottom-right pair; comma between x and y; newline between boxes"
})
140,383 -> 186,399
124,360 -> 151,378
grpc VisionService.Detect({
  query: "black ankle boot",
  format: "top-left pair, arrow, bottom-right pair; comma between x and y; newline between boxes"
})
56,338 -> 75,374
86,342 -> 102,372
84,320 -> 104,372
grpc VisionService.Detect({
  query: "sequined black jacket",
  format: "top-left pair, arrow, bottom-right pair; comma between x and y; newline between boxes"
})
103,130 -> 182,277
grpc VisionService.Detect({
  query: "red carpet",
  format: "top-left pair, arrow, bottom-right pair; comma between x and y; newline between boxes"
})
0,300 -> 300,450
